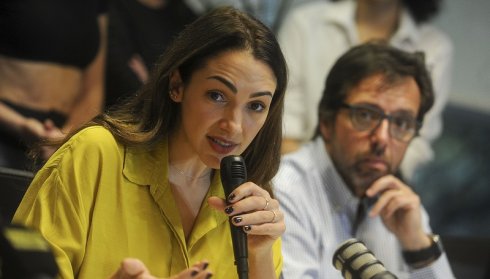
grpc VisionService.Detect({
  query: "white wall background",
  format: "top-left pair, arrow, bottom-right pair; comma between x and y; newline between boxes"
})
432,0 -> 490,112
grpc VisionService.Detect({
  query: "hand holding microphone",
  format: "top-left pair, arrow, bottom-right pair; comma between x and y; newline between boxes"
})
216,155 -> 285,279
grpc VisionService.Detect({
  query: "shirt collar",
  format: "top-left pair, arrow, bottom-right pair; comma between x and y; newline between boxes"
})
122,138 -> 228,245
123,140 -> 167,187
122,139 -> 226,198
312,137 -> 359,215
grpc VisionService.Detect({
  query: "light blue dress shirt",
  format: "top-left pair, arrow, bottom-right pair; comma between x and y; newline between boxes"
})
273,137 -> 455,279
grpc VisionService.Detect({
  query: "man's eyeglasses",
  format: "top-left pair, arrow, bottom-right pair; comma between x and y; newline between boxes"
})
340,103 -> 420,142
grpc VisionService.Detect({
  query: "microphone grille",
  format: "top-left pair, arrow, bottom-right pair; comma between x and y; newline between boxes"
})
230,160 -> 246,180
333,239 -> 390,279
220,155 -> 247,197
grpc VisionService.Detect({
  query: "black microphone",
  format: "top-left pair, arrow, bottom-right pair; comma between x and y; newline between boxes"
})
333,238 -> 397,279
0,223 -> 59,279
220,155 -> 248,279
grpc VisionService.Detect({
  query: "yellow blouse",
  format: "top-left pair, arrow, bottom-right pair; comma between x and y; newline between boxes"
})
13,126 -> 282,278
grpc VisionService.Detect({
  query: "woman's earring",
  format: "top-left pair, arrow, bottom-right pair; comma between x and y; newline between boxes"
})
169,90 -> 177,101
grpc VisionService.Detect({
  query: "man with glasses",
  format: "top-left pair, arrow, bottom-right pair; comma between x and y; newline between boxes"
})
274,43 -> 454,278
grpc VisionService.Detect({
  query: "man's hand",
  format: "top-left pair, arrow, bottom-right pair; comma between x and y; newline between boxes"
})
366,175 -> 432,251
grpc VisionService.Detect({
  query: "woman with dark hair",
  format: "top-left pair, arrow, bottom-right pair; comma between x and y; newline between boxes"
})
279,0 -> 453,181
13,6 -> 287,279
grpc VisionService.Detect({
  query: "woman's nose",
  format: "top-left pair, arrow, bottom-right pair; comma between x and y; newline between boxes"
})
219,107 -> 242,135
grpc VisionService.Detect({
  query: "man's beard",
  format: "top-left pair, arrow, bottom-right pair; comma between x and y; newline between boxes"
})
337,158 -> 393,197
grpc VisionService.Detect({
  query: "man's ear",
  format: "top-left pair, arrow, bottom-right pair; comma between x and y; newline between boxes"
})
169,70 -> 184,102
319,119 -> 333,142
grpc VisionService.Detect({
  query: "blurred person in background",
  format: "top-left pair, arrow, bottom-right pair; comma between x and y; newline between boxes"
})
0,0 -> 107,170
278,0 -> 453,181
274,42 -> 454,279
183,0 -> 319,33
104,0 -> 198,108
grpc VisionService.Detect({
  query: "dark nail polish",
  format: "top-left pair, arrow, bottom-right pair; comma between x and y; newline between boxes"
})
203,262 -> 209,270
224,206 -> 234,214
243,225 -> 251,232
233,216 -> 242,224
191,270 -> 198,276
228,193 -> 236,201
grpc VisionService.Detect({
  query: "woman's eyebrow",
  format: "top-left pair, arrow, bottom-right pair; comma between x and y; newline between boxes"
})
207,76 -> 237,93
207,75 -> 273,98
250,92 -> 273,99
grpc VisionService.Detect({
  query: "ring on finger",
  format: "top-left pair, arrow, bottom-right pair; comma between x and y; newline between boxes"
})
262,197 -> 270,210
269,210 -> 277,223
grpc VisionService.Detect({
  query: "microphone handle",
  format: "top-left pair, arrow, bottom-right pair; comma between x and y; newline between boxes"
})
229,226 -> 248,279
220,156 -> 249,279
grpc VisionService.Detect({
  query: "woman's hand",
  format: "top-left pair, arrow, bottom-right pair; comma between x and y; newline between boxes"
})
109,258 -> 212,279
208,181 -> 285,252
